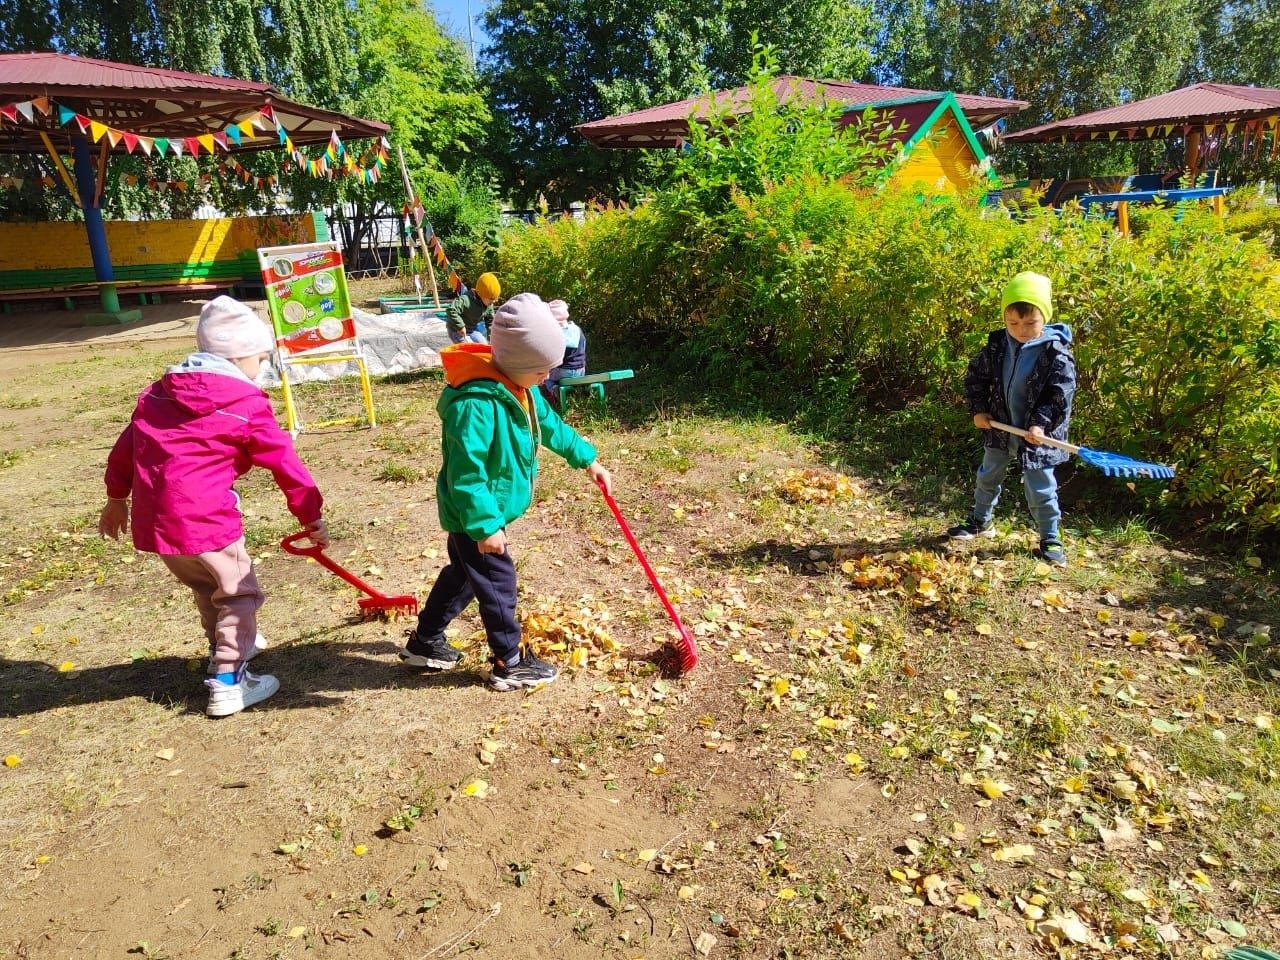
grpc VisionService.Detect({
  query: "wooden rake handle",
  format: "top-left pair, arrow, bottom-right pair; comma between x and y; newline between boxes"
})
987,420 -> 1081,456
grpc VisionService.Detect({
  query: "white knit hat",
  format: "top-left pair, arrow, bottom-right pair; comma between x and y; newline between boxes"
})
547,299 -> 569,323
196,296 -> 274,359
490,293 -> 565,374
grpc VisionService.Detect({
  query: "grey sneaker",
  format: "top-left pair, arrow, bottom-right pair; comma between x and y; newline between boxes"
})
489,650 -> 558,691
947,517 -> 996,540
205,668 -> 279,717
400,632 -> 464,670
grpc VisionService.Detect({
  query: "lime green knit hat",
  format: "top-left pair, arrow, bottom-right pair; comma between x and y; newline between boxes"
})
1000,271 -> 1053,324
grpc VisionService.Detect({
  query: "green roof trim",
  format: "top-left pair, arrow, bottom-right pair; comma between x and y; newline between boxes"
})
844,91 -> 996,184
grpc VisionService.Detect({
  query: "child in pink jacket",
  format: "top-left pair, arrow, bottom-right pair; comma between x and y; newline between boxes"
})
99,296 -> 328,717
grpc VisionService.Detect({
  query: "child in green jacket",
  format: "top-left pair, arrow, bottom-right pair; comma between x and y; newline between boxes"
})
402,293 -> 612,690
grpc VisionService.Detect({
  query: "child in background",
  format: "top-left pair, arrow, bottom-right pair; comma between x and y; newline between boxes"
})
401,293 -> 612,690
947,271 -> 1076,566
541,298 -> 587,406
446,272 -> 501,344
99,296 -> 328,717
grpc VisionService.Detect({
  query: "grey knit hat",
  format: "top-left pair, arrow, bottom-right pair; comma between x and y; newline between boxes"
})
490,293 -> 565,374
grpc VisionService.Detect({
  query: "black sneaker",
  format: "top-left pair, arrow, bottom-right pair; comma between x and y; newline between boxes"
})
399,631 -> 463,670
489,650 -> 558,691
1039,539 -> 1067,567
947,516 -> 996,540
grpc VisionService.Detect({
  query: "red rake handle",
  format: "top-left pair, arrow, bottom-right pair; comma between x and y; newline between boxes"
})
279,531 -> 398,603
595,480 -> 698,661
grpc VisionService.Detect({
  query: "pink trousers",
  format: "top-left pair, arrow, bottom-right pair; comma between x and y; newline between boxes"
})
161,538 -> 264,673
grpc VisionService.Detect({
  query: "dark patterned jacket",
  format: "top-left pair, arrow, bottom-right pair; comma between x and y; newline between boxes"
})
963,327 -> 1077,469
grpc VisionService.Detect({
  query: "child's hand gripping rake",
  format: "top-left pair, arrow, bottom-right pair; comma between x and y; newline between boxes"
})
989,421 -> 1176,480
280,531 -> 419,617
595,479 -> 699,674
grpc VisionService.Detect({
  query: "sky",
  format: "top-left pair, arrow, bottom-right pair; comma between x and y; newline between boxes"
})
430,0 -> 492,65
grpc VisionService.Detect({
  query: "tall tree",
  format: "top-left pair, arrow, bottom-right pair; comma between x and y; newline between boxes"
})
481,0 -> 875,205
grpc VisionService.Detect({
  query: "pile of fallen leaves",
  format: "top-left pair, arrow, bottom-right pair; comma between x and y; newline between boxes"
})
520,595 -> 622,669
841,549 -> 996,609
774,468 -> 861,505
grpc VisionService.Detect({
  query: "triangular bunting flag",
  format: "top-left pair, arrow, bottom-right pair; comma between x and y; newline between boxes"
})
1162,124 -> 1173,135
1145,126 -> 1155,137
380,136 -> 390,150
151,137 -> 167,155
15,101 -> 33,122
184,136 -> 201,155
1107,130 -> 1118,141
1089,132 -> 1099,140
12,176 -> 22,188
122,132 -> 138,153
74,114 -> 91,133
1225,121 -> 1237,134
106,128 -> 124,148
174,180 -> 187,192
89,120 -> 109,142
276,126 -> 288,145
260,104 -> 275,121
171,139 -> 184,157
212,131 -> 228,150
58,105 -> 76,125
0,104 -> 17,122
225,125 -> 242,145
241,117 -> 260,135
31,97 -> 50,116
198,133 -> 215,153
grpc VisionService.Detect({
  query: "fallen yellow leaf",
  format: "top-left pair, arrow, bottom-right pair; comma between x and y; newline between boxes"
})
991,844 -> 1035,863
56,661 -> 75,673
353,844 -> 368,856
287,926 -> 306,938
776,887 -> 798,900
4,754 -> 21,768
790,747 -> 808,762
978,779 -> 1010,800
462,779 -> 490,799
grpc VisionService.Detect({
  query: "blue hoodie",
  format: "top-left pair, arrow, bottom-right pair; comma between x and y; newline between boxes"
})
1002,323 -> 1073,431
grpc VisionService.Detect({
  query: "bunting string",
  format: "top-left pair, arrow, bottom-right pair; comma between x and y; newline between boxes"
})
404,197 -> 466,298
0,95 -> 390,184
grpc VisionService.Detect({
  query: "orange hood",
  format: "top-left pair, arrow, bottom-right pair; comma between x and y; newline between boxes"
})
440,343 -> 528,403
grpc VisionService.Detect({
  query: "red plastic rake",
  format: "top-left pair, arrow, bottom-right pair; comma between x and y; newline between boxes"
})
595,479 -> 698,674
280,531 -> 418,617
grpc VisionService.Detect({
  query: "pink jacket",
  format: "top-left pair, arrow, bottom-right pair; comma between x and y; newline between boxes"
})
105,353 -> 323,556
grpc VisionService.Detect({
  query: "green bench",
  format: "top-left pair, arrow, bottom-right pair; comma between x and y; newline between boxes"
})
557,369 -> 634,407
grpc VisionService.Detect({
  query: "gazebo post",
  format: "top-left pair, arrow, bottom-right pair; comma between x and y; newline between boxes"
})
1184,127 -> 1202,185
69,133 -> 140,325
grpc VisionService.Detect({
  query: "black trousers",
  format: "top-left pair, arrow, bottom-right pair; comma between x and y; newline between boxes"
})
416,531 -> 521,663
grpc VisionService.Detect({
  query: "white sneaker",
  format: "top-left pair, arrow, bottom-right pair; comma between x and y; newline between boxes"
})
205,669 -> 280,717
207,633 -> 268,675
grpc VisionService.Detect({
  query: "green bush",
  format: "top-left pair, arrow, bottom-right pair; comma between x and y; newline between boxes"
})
1224,205 -> 1280,257
497,53 -> 1280,538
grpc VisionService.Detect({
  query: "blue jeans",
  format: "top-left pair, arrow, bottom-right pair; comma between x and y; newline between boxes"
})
971,442 -> 1061,541
449,321 -> 488,345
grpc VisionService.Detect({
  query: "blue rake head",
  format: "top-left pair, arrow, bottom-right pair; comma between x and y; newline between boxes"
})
1077,447 -> 1176,480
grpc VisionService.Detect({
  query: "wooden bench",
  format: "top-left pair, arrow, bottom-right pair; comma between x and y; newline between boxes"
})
0,280 -> 235,312
558,369 -> 634,408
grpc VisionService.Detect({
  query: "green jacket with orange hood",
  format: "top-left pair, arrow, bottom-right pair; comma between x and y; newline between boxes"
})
435,343 -> 596,540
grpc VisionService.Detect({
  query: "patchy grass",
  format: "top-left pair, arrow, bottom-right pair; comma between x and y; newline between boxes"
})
0,338 -> 1276,959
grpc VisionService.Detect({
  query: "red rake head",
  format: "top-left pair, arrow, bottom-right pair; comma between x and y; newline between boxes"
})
672,626 -> 699,674
357,595 -> 419,618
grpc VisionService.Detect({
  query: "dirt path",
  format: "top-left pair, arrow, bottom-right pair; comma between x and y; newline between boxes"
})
2,337 -> 1278,959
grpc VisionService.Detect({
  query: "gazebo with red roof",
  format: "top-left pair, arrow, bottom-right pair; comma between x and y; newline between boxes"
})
1003,82 -> 1280,183
576,75 -> 1026,149
0,52 -> 388,322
